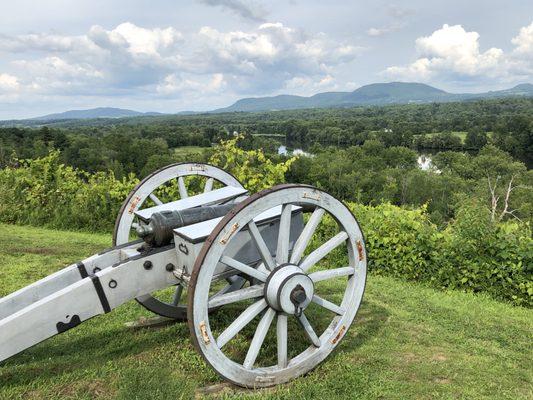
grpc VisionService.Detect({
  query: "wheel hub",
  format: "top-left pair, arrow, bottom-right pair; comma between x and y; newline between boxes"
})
265,264 -> 314,315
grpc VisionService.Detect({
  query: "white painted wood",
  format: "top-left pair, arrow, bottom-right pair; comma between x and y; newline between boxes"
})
216,299 -> 268,348
243,308 -> 276,369
299,231 -> 348,272
277,313 -> 288,368
298,313 -> 321,347
0,241 -> 137,320
0,278 -> 104,362
178,176 -> 188,199
115,163 -> 243,246
309,267 -> 355,283
149,193 -> 163,205
188,185 -> 367,387
220,256 -> 268,282
290,207 -> 325,265
174,205 -> 300,242
0,264 -> 81,320
0,247 -> 180,362
311,295 -> 345,315
208,285 -> 264,308
204,177 -> 214,193
248,221 -> 276,271
276,205 -> 292,264
135,186 -> 247,221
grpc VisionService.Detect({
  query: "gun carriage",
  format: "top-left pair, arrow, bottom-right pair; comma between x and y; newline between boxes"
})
0,163 -> 367,387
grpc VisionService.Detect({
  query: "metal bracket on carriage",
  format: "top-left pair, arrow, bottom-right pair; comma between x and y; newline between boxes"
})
0,163 -> 367,389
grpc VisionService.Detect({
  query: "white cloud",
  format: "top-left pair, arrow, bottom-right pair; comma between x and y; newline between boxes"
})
511,22 -> 533,56
0,73 -> 19,93
384,23 -> 533,85
0,21 -> 359,100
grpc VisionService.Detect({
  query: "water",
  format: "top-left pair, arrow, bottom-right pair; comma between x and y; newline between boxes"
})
417,154 -> 441,173
279,145 -> 439,172
278,145 -> 311,157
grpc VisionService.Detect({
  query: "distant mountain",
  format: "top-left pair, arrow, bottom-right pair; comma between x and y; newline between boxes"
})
214,82 -> 533,113
31,107 -> 165,121
2,82 -> 532,125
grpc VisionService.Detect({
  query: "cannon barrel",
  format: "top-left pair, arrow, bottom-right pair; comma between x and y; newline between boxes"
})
137,203 -> 236,247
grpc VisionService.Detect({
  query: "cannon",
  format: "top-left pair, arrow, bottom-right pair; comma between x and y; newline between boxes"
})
0,163 -> 367,387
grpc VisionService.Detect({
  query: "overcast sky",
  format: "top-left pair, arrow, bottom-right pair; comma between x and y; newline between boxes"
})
0,0 -> 532,119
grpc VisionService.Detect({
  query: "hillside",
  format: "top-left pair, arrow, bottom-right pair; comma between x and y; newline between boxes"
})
31,107 -> 164,121
214,82 -> 533,112
0,223 -> 531,399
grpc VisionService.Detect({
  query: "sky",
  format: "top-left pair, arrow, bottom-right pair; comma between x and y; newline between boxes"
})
0,0 -> 532,119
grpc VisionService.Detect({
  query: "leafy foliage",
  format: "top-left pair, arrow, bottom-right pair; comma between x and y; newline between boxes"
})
334,202 -> 532,306
0,151 -> 137,232
209,135 -> 295,192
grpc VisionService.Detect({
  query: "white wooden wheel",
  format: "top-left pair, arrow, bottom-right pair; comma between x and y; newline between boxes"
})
113,163 -> 244,319
187,184 -> 367,387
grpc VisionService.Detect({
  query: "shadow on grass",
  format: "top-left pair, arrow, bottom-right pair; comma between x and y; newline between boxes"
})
0,299 -> 389,390
0,320 -> 190,387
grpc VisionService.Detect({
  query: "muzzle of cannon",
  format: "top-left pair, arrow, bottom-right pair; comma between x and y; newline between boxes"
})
0,162 -> 367,388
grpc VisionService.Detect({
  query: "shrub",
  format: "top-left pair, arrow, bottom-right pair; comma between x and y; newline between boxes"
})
336,202 -> 532,306
0,151 -> 137,232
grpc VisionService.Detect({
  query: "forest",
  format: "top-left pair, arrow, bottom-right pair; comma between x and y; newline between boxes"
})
0,97 -> 531,306
1,97 -> 532,224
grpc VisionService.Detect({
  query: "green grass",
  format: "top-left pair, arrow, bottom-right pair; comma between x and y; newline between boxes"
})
173,146 -> 209,156
0,223 -> 531,399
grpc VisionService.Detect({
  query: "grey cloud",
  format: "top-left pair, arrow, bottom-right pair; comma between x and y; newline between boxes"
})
198,0 -> 267,22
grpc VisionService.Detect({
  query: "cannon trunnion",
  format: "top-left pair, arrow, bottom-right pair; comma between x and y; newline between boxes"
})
0,163 -> 367,388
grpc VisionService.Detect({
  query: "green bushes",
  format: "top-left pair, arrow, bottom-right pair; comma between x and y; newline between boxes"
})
343,202 -> 532,306
0,151 -> 530,306
0,151 -> 137,232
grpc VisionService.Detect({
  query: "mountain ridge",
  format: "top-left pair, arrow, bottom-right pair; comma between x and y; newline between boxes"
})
7,82 -> 533,122
31,107 -> 164,121
213,82 -> 533,112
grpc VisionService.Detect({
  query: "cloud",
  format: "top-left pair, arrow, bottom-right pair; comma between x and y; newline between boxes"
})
198,0 -> 266,22
0,73 -> 19,93
193,22 -> 361,93
383,23 -> 533,85
0,21 -> 360,100
367,4 -> 414,37
512,21 -> 533,57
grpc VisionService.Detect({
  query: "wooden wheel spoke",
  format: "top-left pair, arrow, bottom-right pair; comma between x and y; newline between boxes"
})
299,231 -> 348,272
216,299 -> 268,348
277,313 -> 288,368
243,308 -> 276,369
208,284 -> 264,308
149,193 -> 163,205
220,256 -> 268,282
247,221 -> 276,271
312,294 -> 345,315
276,204 -> 292,264
172,285 -> 183,306
298,313 -> 321,347
290,208 -> 325,265
178,176 -> 188,199
309,267 -> 355,283
204,177 -> 214,193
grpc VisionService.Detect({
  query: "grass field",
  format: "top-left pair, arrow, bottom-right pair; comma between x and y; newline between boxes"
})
174,146 -> 209,157
0,223 -> 531,399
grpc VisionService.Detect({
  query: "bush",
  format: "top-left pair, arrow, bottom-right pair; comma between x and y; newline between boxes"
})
0,151 -> 137,231
0,151 -> 530,306
340,202 -> 532,306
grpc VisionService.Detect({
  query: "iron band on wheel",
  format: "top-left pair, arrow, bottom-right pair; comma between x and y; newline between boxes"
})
113,162 -> 245,320
187,184 -> 367,388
